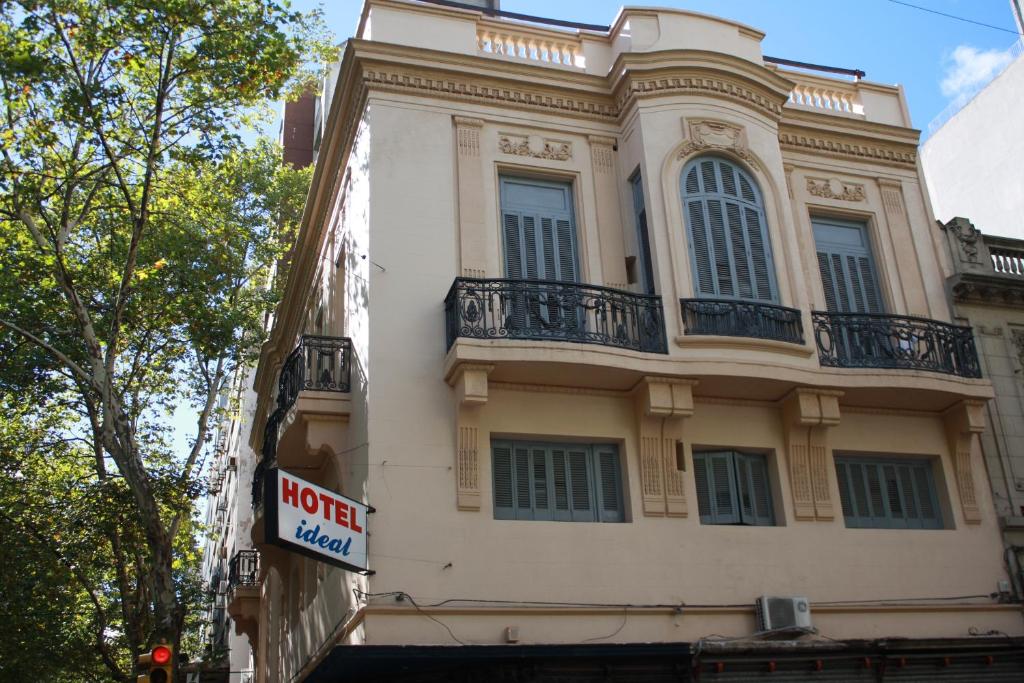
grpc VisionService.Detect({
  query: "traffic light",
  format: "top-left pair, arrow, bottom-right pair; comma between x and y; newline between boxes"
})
137,644 -> 173,683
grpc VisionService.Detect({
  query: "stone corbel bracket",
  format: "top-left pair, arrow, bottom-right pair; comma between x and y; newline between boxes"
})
781,388 -> 843,521
634,377 -> 698,517
943,399 -> 987,524
449,364 -> 494,511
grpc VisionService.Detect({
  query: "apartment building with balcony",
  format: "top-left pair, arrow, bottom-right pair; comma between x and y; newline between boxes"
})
233,1 -> 1024,680
941,218 -> 1024,597
198,369 -> 261,683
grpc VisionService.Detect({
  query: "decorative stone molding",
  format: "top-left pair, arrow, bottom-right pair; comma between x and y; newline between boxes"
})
498,134 -> 572,160
678,118 -> 752,161
621,76 -> 784,120
941,217 -> 990,277
449,364 -> 494,511
588,135 -> 616,174
806,177 -> 866,202
363,67 -> 616,120
454,116 -> 487,278
778,129 -> 917,168
780,388 -> 843,521
454,116 -> 482,156
943,400 -> 986,524
634,377 -> 698,517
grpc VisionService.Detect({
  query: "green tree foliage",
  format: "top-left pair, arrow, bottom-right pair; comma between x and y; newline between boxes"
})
0,1 -> 327,678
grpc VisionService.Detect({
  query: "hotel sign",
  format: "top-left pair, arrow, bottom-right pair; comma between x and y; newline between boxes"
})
264,469 -> 373,574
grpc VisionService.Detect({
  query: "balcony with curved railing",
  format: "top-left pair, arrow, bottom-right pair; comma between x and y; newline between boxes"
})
680,298 -> 804,345
812,312 -> 981,378
253,335 -> 352,508
445,278 -> 668,354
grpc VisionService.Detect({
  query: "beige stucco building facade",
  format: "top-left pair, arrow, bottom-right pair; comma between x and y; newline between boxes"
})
224,2 -> 1024,681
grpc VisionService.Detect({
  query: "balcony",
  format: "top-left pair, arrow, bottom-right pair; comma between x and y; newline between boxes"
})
680,298 -> 804,345
445,278 -> 667,354
226,549 -> 260,643
812,312 -> 982,378
257,335 -> 352,490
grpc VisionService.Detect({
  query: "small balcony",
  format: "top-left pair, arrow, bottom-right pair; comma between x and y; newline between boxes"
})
680,298 -> 804,345
445,277 -> 667,354
257,335 -> 352,487
226,549 -> 260,643
812,311 -> 982,378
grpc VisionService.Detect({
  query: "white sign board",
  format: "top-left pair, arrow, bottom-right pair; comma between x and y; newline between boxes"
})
265,469 -> 371,573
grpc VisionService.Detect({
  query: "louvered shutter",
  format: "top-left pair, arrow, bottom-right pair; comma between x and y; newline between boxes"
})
681,157 -> 776,302
531,446 -> 552,521
693,453 -> 714,522
835,457 -> 942,529
492,442 -> 514,519
594,446 -> 624,523
551,447 -> 572,522
514,445 -> 532,519
500,178 -> 578,283
567,447 -> 594,522
812,219 -> 884,314
737,453 -> 774,526
631,174 -> 656,295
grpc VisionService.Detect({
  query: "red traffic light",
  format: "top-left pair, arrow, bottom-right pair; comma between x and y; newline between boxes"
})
152,645 -> 172,665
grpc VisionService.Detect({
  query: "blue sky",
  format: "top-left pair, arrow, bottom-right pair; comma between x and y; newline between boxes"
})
298,0 -> 1022,131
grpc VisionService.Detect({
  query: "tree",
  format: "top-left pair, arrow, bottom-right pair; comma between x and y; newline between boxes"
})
0,0 -> 327,676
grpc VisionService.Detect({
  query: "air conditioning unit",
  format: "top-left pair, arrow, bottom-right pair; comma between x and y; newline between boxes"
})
755,596 -> 812,631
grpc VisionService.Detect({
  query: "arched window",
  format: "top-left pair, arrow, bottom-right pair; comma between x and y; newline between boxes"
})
681,157 -> 777,302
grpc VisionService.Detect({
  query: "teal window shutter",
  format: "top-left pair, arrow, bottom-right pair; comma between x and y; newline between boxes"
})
812,218 -> 884,314
835,456 -> 942,529
630,173 -> 656,295
492,441 -> 514,520
681,157 -> 777,302
491,441 -> 623,523
694,450 -> 774,526
499,177 -> 578,283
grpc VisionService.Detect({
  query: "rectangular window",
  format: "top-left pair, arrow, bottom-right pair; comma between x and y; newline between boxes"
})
835,455 -> 942,529
499,176 -> 578,282
630,172 -> 656,295
693,450 -> 774,526
812,217 -> 884,314
492,440 -> 624,522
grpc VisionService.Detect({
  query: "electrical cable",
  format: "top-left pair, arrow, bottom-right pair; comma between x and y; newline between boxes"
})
886,0 -> 1022,35
581,605 -> 629,642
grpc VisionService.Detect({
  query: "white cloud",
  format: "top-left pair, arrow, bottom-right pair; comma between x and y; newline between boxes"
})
940,44 -> 1014,100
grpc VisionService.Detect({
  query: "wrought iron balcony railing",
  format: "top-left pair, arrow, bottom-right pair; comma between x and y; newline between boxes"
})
680,298 -> 804,345
228,550 -> 259,590
812,311 -> 981,378
445,277 -> 668,354
253,335 -> 352,507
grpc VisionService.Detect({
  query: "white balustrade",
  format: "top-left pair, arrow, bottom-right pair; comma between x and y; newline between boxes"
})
788,82 -> 864,115
477,27 -> 583,68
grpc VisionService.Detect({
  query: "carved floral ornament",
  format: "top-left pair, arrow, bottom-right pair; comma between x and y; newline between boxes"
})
806,177 -> 866,202
678,118 -> 752,161
498,134 -> 572,161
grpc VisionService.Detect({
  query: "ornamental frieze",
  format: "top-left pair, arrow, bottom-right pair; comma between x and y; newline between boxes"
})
498,134 -> 572,161
806,177 -> 866,202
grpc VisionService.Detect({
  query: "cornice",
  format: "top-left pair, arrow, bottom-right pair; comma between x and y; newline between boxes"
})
778,124 -> 918,169
949,272 -> 1024,309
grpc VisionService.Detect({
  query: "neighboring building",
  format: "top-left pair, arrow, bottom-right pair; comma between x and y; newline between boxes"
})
941,217 -> 1024,596
198,368 -> 260,683
920,38 -> 1024,238
232,1 -> 1024,681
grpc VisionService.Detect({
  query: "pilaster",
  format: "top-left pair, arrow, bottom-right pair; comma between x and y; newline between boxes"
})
589,135 -> 628,289
455,116 -> 486,278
